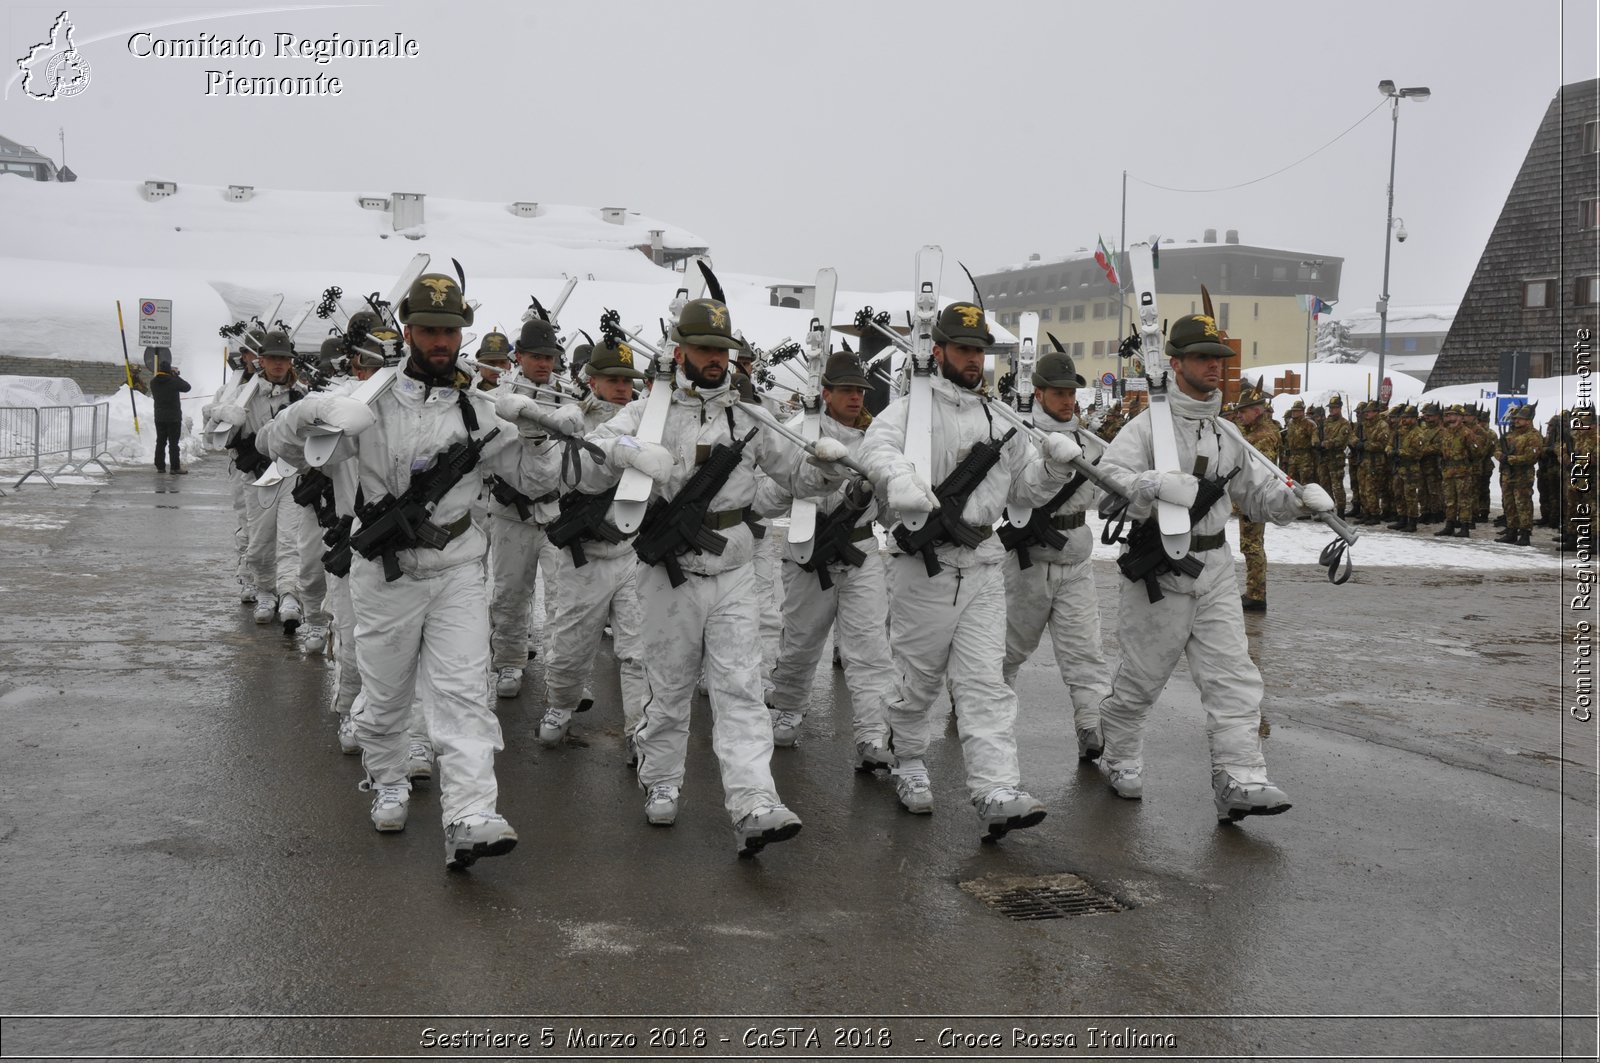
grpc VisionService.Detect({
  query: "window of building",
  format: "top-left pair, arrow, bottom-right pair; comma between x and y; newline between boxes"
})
1252,341 -> 1258,359
1219,303 -> 1230,330
1578,275 -> 1600,305
1530,351 -> 1553,378
1072,304 -> 1085,321
1272,265 -> 1287,282
1403,337 -> 1418,352
1585,120 -> 1599,154
1093,341 -> 1105,358
1072,342 -> 1084,359
1219,263 -> 1230,291
1039,308 -> 1052,322
1093,303 -> 1106,319
1253,302 -> 1260,320
1523,280 -> 1554,308
1583,198 -> 1600,229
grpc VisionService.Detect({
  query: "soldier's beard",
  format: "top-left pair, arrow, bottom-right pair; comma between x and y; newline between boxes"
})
407,343 -> 459,384
681,357 -> 726,391
940,359 -> 982,389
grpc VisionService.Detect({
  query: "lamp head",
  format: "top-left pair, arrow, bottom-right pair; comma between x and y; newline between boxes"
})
1378,79 -> 1396,96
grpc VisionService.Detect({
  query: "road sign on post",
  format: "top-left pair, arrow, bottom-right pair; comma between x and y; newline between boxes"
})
1496,395 -> 1528,426
137,299 -> 172,347
1378,376 -> 1393,405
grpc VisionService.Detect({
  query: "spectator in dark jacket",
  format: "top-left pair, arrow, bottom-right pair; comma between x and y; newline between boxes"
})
149,366 -> 191,473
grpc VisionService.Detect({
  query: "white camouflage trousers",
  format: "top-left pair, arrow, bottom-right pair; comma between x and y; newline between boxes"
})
751,526 -> 783,683
1001,555 -> 1110,729
289,492 -> 328,626
487,514 -> 556,671
229,466 -> 249,584
325,571 -> 362,717
884,555 -> 1022,801
1097,559 -> 1270,783
349,557 -> 502,826
634,560 -> 783,822
541,547 -> 648,732
767,555 -> 891,746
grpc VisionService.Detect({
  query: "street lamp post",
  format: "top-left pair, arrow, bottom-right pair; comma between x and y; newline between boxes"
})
1376,79 -> 1430,405
1301,259 -> 1325,391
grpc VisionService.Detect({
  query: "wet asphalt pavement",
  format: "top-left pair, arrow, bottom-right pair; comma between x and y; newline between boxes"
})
0,461 -> 1594,1061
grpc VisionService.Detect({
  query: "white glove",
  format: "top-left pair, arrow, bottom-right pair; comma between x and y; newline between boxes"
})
497,394 -> 588,438
317,395 -> 375,435
809,437 -> 849,464
612,437 -> 675,483
214,403 -> 248,428
494,393 -> 540,423
1041,433 -> 1083,467
887,471 -> 939,514
1155,471 -> 1199,509
1298,483 -> 1335,514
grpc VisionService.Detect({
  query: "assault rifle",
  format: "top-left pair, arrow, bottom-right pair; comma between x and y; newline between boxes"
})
228,430 -> 272,479
547,486 -> 626,568
1114,469 -> 1238,603
634,427 -> 759,588
350,427 -> 502,581
800,477 -> 875,591
891,427 -> 1018,577
291,466 -> 339,530
321,514 -> 354,578
998,472 -> 1087,570
486,474 -> 534,521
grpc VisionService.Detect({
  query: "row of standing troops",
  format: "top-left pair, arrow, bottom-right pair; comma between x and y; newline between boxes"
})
201,273 -> 1338,875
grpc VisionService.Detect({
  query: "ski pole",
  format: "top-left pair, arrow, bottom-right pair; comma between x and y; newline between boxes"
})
983,397 -> 1129,502
735,399 -> 872,480
115,301 -> 140,435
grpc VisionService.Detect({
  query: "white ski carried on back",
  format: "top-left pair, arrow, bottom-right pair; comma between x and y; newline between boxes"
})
784,266 -> 837,564
611,255 -> 710,533
303,253 -> 429,467
1004,310 -> 1040,528
1127,241 -> 1190,559
902,245 -> 942,532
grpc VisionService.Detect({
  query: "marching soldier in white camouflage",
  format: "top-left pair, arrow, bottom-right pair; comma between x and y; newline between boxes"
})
756,352 -> 894,771
568,297 -> 850,857
999,350 -> 1110,763
486,318 -> 569,698
536,338 -> 651,749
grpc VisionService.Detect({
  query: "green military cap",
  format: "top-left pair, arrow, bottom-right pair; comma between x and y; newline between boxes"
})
477,330 -> 513,363
318,335 -> 344,371
1511,403 -> 1536,420
352,324 -> 401,368
1290,399 -> 1305,411
1327,394 -> 1343,407
587,338 -> 647,380
514,318 -> 562,356
398,273 -> 474,328
347,309 -> 385,335
931,302 -> 995,349
1309,405 -> 1325,417
257,329 -> 295,358
1234,378 -> 1270,411
821,351 -> 871,388
672,298 -> 741,350
570,342 -> 594,372
1165,313 -> 1234,359
1422,401 -> 1441,416
1033,350 -> 1087,388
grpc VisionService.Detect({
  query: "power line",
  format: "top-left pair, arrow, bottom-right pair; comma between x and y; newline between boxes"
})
1128,100 -> 1389,194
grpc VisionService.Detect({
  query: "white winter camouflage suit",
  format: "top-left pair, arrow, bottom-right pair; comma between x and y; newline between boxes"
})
859,373 -> 1080,802
1001,410 -> 1111,732
202,378 -> 252,583
236,376 -> 321,619
485,376 -> 569,672
269,372 -> 551,828
577,372 -> 839,822
541,392 -> 649,732
1095,387 -> 1304,783
756,410 -> 892,749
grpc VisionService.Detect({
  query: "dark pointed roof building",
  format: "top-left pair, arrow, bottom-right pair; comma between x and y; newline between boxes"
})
1430,79 -> 1600,387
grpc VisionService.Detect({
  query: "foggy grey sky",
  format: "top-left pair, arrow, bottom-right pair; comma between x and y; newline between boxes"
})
3,0 -> 1596,313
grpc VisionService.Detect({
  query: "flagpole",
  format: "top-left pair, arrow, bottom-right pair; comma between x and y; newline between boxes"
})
1117,169 -> 1127,389
1303,300 -> 1313,392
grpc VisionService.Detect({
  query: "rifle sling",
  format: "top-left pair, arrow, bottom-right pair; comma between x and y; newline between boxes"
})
1049,512 -> 1086,531
704,506 -> 751,531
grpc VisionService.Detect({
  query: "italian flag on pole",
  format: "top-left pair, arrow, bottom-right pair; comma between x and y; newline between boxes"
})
1094,236 -> 1119,287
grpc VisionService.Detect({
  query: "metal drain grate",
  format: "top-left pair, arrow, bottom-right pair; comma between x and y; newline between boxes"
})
961,873 -> 1130,921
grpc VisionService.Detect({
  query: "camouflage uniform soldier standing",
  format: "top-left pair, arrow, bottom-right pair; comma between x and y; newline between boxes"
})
1356,402 -> 1391,525
1475,408 -> 1495,524
1284,401 -> 1318,489
1231,380 -> 1278,611
1319,395 -> 1355,516
1497,404 -> 1541,546
1434,405 -> 1484,538
1418,403 -> 1446,524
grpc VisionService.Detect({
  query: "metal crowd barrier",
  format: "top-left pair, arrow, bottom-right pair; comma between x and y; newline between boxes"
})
0,403 -> 114,490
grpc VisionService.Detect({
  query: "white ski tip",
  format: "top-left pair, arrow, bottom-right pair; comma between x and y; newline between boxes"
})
1160,531 -> 1191,561
303,427 -> 344,468
611,500 -> 646,535
902,513 -> 929,532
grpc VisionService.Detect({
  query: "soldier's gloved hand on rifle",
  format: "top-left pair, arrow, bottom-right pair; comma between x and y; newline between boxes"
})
1127,469 -> 1198,517
214,404 -> 248,428
314,395 -> 375,435
610,436 -> 675,484
807,437 -> 850,470
495,394 -> 587,438
1040,433 -> 1083,475
887,470 -> 939,514
1298,484 -> 1335,514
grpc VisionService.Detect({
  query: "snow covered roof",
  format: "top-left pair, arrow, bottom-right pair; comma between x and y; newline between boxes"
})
1339,304 -> 1457,336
